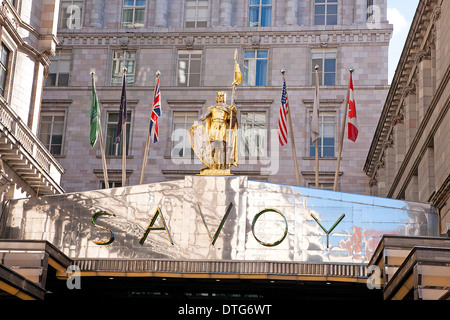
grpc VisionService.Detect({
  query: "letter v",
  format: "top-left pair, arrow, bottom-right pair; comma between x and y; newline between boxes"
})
195,202 -> 233,246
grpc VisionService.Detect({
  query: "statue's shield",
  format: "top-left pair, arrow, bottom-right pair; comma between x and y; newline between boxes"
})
188,122 -> 213,168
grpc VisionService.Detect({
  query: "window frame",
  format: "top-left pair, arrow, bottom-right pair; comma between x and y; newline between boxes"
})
122,0 -> 146,28
243,49 -> 269,87
111,50 -> 137,86
309,111 -> 337,158
177,50 -> 202,87
46,51 -> 71,87
249,0 -> 272,27
240,111 -> 268,159
38,111 -> 67,157
313,0 -> 338,26
58,0 -> 84,29
311,49 -> 337,86
105,111 -> 132,157
185,0 -> 209,28
171,111 -> 198,159
0,43 -> 11,97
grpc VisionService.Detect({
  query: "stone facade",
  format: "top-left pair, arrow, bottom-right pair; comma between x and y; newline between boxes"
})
364,0 -> 450,234
43,0 -> 392,195
0,0 -> 64,201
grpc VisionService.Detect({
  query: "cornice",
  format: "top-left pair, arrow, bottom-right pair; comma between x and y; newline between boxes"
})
56,27 -> 393,48
364,0 -> 440,179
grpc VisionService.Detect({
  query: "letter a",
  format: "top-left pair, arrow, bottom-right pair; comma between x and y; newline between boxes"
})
140,207 -> 174,245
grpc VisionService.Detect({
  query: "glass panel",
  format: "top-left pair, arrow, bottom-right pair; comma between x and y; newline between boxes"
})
135,0 -> 146,6
134,9 -> 145,26
58,74 -> 69,86
324,73 -> 335,86
328,4 -> 338,14
124,0 -> 134,6
314,15 -> 325,25
244,51 -> 256,59
324,59 -> 336,72
257,50 -> 268,59
122,8 -> 133,27
327,14 -> 338,25
189,74 -> 201,86
249,7 -> 259,27
255,60 -> 267,86
260,7 -> 271,27
315,4 -> 325,15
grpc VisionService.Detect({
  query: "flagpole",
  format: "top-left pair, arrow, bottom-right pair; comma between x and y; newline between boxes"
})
122,68 -> 127,187
333,68 -> 354,191
281,69 -> 301,187
91,71 -> 109,189
314,65 -> 320,188
140,71 -> 161,185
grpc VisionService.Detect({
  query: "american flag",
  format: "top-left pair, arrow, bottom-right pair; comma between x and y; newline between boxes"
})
278,80 -> 289,146
149,77 -> 161,143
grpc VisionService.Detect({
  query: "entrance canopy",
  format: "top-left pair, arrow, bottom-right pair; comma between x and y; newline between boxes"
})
0,176 -> 438,264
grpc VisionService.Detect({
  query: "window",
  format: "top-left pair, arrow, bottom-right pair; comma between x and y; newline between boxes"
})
122,0 -> 146,28
241,112 -> 267,158
105,112 -> 131,156
249,0 -> 272,27
111,50 -> 136,85
314,0 -> 338,26
101,181 -> 122,189
309,112 -> 336,158
172,111 -> 197,158
177,50 -> 202,87
46,52 -> 71,87
39,112 -> 66,156
243,50 -> 268,86
0,44 -> 10,96
307,182 -> 334,190
185,0 -> 208,28
59,0 -> 83,29
312,50 -> 336,86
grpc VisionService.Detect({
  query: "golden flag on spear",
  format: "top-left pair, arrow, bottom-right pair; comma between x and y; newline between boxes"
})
233,49 -> 242,86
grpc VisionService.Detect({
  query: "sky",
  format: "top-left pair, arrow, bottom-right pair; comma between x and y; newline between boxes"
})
387,0 -> 420,83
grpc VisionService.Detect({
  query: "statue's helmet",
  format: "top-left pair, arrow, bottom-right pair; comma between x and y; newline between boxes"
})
216,92 -> 226,104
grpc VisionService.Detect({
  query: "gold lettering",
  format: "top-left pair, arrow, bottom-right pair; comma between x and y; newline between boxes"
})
195,202 -> 233,246
139,207 -> 174,245
91,211 -> 116,245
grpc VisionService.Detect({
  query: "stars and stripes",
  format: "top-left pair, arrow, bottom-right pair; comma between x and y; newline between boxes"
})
278,80 -> 289,146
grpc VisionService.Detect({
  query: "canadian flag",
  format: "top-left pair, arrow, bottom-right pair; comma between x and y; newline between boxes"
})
348,74 -> 358,142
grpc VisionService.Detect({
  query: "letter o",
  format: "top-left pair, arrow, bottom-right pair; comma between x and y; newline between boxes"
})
251,209 -> 288,247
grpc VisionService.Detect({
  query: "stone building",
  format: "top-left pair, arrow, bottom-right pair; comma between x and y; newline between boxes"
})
0,0 -> 64,202
42,0 -> 392,194
364,0 -> 450,235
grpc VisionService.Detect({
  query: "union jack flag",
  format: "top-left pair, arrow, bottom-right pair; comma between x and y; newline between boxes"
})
149,77 -> 161,143
278,80 -> 289,146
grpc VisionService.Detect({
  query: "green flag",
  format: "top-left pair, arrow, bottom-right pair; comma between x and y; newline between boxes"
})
90,75 -> 100,147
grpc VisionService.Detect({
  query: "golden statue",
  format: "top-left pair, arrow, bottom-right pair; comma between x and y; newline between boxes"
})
188,50 -> 242,175
188,92 -> 238,174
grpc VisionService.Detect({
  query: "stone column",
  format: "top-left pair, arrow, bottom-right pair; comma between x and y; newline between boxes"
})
285,0 -> 298,25
403,84 -> 417,147
90,0 -> 104,28
155,0 -> 168,27
354,0 -> 367,24
416,51 -> 433,124
219,0 -> 232,26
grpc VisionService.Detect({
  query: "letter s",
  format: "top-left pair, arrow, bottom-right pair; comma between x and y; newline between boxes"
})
91,211 -> 116,245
